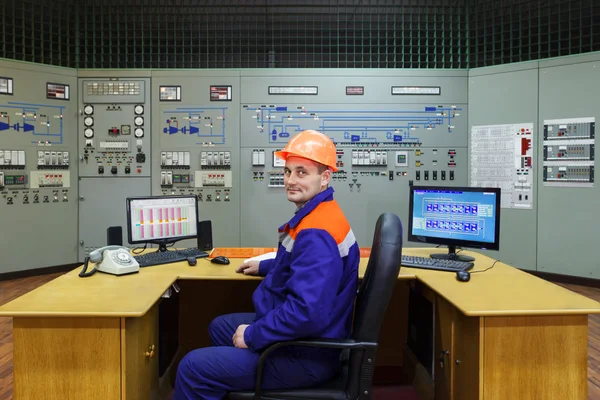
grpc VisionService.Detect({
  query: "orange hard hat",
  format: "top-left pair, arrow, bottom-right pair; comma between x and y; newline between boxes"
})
274,130 -> 338,172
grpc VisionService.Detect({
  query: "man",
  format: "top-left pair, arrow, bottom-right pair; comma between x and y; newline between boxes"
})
174,130 -> 360,399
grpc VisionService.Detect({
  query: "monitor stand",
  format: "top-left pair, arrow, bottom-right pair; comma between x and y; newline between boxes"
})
430,246 -> 475,262
157,243 -> 169,252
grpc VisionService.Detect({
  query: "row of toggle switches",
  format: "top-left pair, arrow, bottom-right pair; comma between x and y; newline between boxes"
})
37,151 -> 69,169
0,150 -> 26,168
201,151 -> 231,169
351,150 -> 388,166
161,152 -> 191,168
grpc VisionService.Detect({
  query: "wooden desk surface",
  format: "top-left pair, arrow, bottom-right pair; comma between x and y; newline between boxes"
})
0,248 -> 598,318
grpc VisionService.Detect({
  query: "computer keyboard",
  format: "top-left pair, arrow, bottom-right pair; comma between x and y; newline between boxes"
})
401,255 -> 474,272
134,248 -> 209,268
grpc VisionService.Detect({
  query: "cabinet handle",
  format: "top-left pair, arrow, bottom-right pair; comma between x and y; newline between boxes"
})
455,359 -> 462,365
439,350 -> 450,369
145,344 -> 155,358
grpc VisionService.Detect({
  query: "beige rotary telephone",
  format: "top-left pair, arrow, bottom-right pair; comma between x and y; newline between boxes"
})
79,246 -> 140,277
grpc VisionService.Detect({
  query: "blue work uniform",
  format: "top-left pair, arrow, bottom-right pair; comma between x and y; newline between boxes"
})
173,187 -> 360,399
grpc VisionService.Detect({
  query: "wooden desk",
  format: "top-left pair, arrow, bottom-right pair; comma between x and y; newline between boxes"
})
0,248 -> 598,400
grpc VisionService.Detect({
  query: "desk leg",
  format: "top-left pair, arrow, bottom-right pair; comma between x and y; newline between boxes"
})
482,315 -> 588,400
13,317 -> 121,400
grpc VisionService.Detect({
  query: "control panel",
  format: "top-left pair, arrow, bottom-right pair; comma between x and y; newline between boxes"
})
0,149 -> 26,169
249,145 -> 466,191
37,150 -> 70,169
0,76 -> 75,225
543,118 -> 595,187
154,79 -> 239,220
79,80 -> 151,177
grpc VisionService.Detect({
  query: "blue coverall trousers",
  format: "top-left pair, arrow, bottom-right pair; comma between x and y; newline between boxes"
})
173,313 -> 339,400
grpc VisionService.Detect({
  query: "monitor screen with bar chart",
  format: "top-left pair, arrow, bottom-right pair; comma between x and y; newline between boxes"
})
126,195 -> 198,252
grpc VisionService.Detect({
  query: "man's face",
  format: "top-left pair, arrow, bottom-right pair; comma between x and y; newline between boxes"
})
283,156 -> 331,207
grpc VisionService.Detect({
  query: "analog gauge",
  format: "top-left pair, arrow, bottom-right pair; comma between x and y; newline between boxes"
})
134,128 -> 144,138
84,128 -> 94,138
134,116 -> 144,126
134,105 -> 144,115
84,117 -> 94,126
84,105 -> 94,115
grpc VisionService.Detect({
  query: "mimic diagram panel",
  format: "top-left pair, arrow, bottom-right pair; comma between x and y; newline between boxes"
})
78,79 -> 151,177
152,75 -> 241,248
0,101 -> 73,205
0,70 -> 78,272
0,101 -> 73,200
157,105 -> 233,199
161,106 -> 228,146
0,101 -> 66,145
241,103 -> 466,148
543,117 -> 595,187
470,123 -> 534,209
240,97 -> 469,246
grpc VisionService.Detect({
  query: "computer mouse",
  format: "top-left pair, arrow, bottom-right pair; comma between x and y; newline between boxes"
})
187,257 -> 197,266
456,270 -> 470,282
211,256 -> 230,265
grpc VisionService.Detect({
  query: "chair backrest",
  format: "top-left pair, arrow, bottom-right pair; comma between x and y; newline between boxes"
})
347,212 -> 403,398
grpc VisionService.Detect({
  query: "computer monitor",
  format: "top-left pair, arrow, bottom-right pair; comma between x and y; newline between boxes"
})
126,195 -> 199,252
408,185 -> 501,262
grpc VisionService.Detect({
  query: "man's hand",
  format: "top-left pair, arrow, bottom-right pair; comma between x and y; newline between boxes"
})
232,324 -> 249,349
236,260 -> 260,276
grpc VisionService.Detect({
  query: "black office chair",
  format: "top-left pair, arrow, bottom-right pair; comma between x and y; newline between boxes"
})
227,212 -> 403,400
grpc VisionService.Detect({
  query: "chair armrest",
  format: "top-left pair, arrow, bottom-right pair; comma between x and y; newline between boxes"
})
254,339 -> 377,398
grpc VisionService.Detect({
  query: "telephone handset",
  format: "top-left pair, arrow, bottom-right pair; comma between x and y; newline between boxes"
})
79,246 -> 140,277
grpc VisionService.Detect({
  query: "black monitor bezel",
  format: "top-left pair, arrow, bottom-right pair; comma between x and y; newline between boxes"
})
407,185 -> 501,252
126,195 -> 199,246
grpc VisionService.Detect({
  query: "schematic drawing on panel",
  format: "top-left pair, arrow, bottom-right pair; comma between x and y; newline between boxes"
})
243,104 -> 462,146
543,117 -> 595,187
163,107 -> 227,145
0,101 -> 65,145
470,123 -> 534,209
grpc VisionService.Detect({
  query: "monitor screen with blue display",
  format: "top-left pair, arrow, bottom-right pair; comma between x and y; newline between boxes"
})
408,186 -> 501,262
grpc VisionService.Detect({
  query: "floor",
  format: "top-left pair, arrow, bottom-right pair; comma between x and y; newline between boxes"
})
0,272 -> 599,399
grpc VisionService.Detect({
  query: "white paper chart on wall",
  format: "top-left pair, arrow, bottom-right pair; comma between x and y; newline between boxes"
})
542,117 -> 595,188
470,123 -> 534,209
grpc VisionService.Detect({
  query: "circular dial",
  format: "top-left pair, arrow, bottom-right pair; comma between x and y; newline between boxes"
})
84,128 -> 94,138
84,117 -> 94,126
83,105 -> 94,115
113,251 -> 132,264
134,128 -> 144,138
134,116 -> 144,126
134,105 -> 144,115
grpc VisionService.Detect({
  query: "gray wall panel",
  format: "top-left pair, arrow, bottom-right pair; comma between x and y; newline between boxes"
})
7,56 -> 598,278
151,72 -> 242,247
239,71 -> 469,249
537,57 -> 600,278
468,64 -> 539,270
78,177 -> 151,260
0,60 -> 78,272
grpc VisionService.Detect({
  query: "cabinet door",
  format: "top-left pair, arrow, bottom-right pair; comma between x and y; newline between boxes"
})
434,297 -> 455,400
13,317 -> 121,400
453,313 -> 481,400
123,305 -> 159,400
